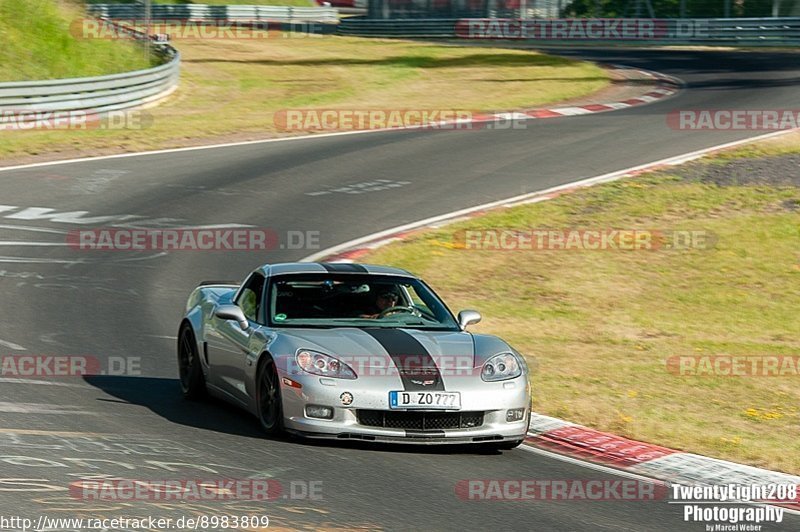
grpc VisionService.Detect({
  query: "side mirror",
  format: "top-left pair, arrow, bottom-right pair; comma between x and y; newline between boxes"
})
215,305 -> 249,330
457,310 -> 481,329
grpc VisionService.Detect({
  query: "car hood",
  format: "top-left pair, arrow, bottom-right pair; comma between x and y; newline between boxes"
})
271,327 -> 481,385
275,327 -> 473,362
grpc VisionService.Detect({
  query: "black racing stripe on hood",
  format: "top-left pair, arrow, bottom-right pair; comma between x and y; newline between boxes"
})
363,328 -> 445,391
321,262 -> 368,273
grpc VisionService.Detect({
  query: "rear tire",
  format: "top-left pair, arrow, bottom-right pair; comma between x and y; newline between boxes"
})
256,356 -> 285,436
177,323 -> 206,400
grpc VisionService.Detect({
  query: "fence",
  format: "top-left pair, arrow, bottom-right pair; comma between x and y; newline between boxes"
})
367,0 -> 800,19
337,16 -> 800,44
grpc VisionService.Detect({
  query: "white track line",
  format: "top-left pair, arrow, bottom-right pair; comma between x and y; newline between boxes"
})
0,242 -> 69,246
0,378 -> 85,388
0,65 -> 681,174
0,402 -> 96,415
0,339 -> 26,350
517,444 -> 667,484
302,128 -> 796,262
0,130 -> 405,173
147,335 -> 178,340
0,224 -> 68,234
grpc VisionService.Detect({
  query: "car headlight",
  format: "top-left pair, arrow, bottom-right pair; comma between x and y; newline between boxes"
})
481,352 -> 522,382
295,350 -> 357,379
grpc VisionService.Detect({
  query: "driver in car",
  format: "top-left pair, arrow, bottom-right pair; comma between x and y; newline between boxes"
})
360,290 -> 400,319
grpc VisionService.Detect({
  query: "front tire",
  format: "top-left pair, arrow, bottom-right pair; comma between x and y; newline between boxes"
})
177,323 -> 206,400
256,356 -> 284,436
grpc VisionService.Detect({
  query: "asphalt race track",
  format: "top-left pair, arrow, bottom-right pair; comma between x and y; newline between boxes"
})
0,48 -> 799,531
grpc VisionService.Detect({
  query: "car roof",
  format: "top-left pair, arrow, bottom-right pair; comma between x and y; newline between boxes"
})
255,262 -> 415,278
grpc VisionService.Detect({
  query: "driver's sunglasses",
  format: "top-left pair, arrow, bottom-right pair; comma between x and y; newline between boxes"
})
379,293 -> 398,300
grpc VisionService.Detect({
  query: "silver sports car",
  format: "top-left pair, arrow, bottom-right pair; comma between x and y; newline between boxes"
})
178,262 -> 531,448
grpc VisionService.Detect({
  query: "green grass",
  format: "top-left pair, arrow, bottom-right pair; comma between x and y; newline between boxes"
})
0,35 -> 609,160
85,0 -> 317,6
362,143 -> 800,474
0,0 -> 155,81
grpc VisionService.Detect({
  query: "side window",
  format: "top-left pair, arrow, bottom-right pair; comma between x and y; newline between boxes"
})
235,273 -> 266,324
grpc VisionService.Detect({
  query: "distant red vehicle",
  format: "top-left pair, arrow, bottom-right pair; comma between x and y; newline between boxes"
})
315,0 -> 366,8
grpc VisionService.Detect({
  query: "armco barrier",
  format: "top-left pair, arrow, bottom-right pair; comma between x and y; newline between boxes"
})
88,4 -> 339,23
0,19 -> 179,125
337,18 -> 458,37
336,17 -> 800,45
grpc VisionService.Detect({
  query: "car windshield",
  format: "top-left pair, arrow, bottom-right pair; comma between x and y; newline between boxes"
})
267,273 -> 459,330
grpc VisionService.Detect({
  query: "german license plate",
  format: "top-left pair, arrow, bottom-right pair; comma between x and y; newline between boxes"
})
389,391 -> 460,409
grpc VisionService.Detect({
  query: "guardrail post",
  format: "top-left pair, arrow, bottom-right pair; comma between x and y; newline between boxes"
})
144,0 -> 151,63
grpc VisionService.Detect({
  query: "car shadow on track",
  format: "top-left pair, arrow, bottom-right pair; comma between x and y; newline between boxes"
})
83,375 -> 265,439
292,435 -> 509,456
82,375 -> 507,455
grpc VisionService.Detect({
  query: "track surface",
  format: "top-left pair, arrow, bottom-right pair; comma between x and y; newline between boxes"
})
0,48 -> 798,531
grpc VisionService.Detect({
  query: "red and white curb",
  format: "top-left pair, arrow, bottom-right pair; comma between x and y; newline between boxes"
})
422,64 -> 681,128
527,413 -> 800,511
283,64 -> 680,133
484,65 -> 681,122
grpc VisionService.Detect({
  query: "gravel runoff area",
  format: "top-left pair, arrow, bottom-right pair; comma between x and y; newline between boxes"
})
673,153 -> 800,188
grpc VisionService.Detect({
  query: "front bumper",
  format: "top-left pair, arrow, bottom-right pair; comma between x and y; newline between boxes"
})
279,372 -> 530,445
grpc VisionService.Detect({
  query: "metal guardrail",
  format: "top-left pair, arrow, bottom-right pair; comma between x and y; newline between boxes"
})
0,19 -> 179,125
337,18 -> 459,37
336,17 -> 800,45
88,4 -> 339,23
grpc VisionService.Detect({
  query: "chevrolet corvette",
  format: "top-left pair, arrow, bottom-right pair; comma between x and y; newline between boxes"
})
178,262 -> 531,448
